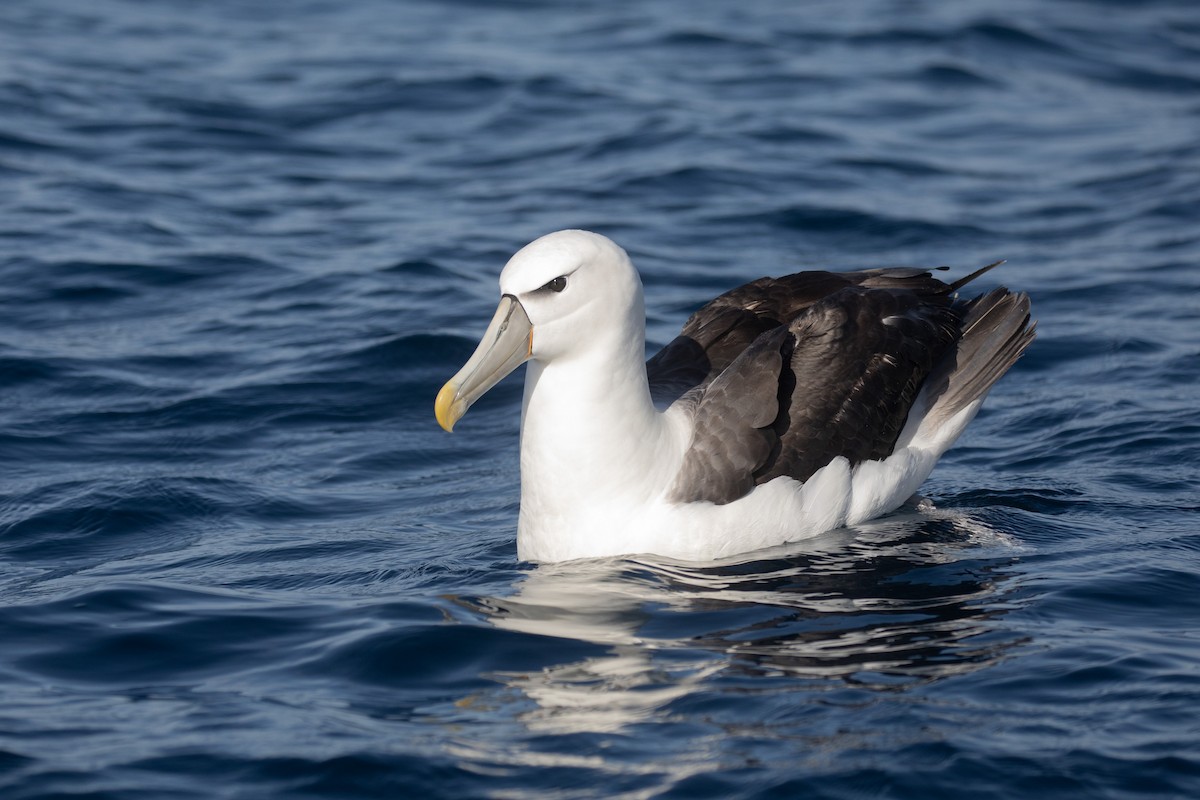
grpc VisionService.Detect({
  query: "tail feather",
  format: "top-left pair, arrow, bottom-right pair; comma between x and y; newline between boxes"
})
918,288 -> 1036,435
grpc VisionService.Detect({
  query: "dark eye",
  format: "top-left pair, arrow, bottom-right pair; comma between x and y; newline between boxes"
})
542,275 -> 567,293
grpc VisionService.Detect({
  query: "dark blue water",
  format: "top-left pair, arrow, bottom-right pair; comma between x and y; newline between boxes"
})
2,0 -> 1198,797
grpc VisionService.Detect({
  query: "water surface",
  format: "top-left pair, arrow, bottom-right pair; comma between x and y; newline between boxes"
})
1,1 -> 1198,798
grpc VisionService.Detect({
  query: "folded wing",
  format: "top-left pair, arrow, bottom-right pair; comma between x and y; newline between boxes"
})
650,267 -> 1033,505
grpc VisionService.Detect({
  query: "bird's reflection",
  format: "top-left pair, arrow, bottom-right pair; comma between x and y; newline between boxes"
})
457,502 -> 1027,735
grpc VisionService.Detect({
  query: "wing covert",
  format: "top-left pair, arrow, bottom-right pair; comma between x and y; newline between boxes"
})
667,285 -> 963,505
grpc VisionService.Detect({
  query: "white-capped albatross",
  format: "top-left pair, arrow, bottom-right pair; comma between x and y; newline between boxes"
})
436,230 -> 1035,563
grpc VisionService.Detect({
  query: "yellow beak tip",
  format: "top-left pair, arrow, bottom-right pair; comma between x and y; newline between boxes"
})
435,296 -> 533,435
435,381 -> 461,433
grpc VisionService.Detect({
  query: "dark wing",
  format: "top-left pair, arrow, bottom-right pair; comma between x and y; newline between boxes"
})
666,281 -> 964,505
661,326 -> 790,504
646,267 -> 955,407
754,286 -> 961,485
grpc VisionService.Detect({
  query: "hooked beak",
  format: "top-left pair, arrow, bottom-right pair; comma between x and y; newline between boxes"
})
435,295 -> 533,432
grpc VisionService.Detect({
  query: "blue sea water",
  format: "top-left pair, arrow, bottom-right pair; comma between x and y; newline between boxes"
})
1,0 -> 1199,797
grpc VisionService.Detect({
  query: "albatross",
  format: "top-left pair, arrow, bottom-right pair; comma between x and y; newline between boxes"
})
435,230 -> 1035,563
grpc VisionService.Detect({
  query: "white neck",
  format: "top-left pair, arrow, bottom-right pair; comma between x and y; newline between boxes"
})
515,327 -> 682,561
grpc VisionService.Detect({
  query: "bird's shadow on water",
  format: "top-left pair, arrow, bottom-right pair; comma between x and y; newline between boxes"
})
453,502 -> 1029,734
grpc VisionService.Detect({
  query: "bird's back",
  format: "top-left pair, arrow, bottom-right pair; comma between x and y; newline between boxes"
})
647,266 -> 1034,506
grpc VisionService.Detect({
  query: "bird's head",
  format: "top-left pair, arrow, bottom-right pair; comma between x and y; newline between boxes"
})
435,230 -> 642,432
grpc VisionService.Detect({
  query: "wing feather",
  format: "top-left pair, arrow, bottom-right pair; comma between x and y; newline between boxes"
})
662,273 -> 967,505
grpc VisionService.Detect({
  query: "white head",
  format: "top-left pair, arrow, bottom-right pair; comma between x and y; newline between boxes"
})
500,230 -> 643,363
435,230 -> 645,430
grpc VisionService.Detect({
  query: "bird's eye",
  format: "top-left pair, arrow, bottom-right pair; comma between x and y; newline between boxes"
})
542,275 -> 567,293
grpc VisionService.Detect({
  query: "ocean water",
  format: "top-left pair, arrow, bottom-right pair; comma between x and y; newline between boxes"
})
1,0 -> 1198,797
